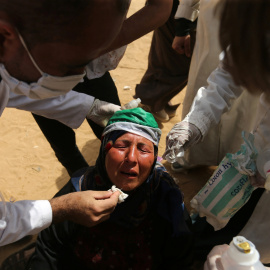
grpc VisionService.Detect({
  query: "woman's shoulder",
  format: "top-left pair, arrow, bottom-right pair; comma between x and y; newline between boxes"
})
153,162 -> 182,191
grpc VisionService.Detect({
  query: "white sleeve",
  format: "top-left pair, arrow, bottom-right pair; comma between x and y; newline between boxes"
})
7,90 -> 94,129
184,57 -> 244,137
0,200 -> 52,246
174,0 -> 200,21
86,46 -> 127,80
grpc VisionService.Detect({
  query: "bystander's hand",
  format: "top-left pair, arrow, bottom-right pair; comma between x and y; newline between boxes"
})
163,121 -> 202,163
204,245 -> 228,270
50,190 -> 120,227
172,35 -> 191,57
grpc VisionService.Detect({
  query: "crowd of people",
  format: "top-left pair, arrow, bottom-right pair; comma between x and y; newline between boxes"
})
0,0 -> 270,269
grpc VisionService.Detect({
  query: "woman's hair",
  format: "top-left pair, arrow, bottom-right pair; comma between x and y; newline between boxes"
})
0,0 -> 129,47
219,0 -> 270,95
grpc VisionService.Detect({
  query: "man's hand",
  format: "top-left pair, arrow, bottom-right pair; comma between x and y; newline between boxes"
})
172,35 -> 191,57
50,190 -> 120,227
87,99 -> 121,127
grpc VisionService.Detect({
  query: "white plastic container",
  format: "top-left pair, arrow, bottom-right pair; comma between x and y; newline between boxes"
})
121,98 -> 141,110
256,148 -> 270,190
221,236 -> 265,269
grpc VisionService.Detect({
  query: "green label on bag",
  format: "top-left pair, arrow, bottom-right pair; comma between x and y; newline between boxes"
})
222,184 -> 255,218
210,174 -> 248,215
191,132 -> 257,231
202,160 -> 237,208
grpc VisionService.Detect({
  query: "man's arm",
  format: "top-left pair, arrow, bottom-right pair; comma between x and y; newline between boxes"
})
0,200 -> 52,246
184,58 -> 243,137
0,191 -> 120,246
105,0 -> 173,52
7,90 -> 93,129
164,56 -> 244,162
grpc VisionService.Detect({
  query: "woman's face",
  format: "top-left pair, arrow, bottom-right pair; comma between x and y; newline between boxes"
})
105,132 -> 155,191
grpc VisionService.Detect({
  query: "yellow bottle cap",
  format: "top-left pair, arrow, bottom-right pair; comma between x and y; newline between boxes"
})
238,242 -> 251,254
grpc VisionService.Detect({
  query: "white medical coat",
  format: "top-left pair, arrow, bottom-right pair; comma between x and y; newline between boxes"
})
181,0 -> 260,166
0,80 -> 95,246
184,59 -> 270,263
0,46 -> 128,246
0,200 -> 52,246
0,84 -> 94,246
3,84 -> 94,129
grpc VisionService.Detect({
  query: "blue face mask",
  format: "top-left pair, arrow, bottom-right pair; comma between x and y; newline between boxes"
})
0,33 -> 86,100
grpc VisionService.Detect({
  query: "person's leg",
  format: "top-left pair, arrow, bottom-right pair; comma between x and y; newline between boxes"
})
74,72 -> 121,139
135,3 -> 195,121
32,114 -> 88,176
32,72 -> 120,175
1,242 -> 36,270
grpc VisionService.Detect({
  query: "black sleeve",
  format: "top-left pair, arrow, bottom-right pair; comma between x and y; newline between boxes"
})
26,221 -> 79,270
152,212 -> 194,270
26,181 -> 81,270
175,18 -> 197,36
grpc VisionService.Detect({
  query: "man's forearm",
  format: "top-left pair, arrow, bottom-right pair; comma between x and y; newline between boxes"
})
105,0 -> 173,52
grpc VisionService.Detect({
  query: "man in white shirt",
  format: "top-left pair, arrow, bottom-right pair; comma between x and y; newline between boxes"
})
0,0 -> 132,246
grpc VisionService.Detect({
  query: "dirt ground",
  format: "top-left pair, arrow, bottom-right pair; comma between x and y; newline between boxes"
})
0,1 -> 215,266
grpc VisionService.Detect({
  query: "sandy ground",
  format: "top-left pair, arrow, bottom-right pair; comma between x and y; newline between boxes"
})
0,1 -> 215,265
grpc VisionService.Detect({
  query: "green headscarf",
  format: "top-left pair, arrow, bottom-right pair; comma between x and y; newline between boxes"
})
103,107 -> 161,145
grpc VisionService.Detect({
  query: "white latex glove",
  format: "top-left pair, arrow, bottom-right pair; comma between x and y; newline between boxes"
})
163,121 -> 202,163
204,245 -> 229,270
87,99 -> 121,127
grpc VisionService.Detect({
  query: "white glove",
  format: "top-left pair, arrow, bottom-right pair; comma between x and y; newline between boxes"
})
87,99 -> 121,127
162,121 -> 202,163
204,245 -> 228,270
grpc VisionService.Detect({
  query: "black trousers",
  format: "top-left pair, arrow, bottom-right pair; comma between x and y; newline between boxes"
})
32,72 -> 120,176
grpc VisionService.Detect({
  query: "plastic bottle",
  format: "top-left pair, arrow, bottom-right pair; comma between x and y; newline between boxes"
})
220,236 -> 265,269
256,148 -> 270,190
121,98 -> 141,110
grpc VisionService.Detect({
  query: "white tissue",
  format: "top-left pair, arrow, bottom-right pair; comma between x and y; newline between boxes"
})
110,185 -> 128,204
